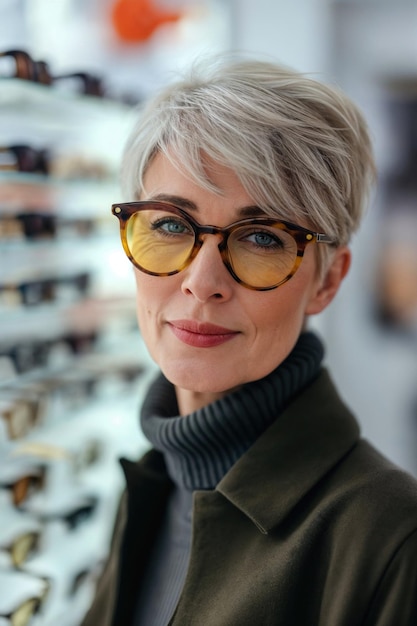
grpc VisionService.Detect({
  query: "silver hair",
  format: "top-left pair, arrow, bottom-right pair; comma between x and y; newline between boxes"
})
121,56 -> 376,265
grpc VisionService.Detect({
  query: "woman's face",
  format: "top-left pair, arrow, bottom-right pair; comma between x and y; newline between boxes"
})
134,152 -> 349,413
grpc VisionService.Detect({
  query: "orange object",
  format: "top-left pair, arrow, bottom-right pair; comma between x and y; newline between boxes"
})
111,0 -> 182,43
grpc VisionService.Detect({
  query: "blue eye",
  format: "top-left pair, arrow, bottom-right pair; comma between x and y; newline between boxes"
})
250,232 -> 277,247
151,216 -> 193,236
242,229 -> 284,250
163,221 -> 187,234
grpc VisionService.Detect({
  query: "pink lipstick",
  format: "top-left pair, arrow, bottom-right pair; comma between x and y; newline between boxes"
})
168,320 -> 239,348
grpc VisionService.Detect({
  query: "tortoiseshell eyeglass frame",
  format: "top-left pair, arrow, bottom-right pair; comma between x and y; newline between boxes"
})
111,201 -> 335,291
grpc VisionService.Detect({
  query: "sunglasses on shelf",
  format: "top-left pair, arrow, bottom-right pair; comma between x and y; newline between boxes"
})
11,374 -> 99,423
0,212 -> 56,241
0,328 -> 99,375
0,145 -> 50,175
0,211 -> 96,241
0,530 -> 41,568
0,597 -> 43,626
53,72 -> 105,97
0,270 -> 91,307
0,49 -> 104,97
0,393 -> 44,440
1,469 -> 46,508
39,496 -> 98,531
0,49 -> 51,84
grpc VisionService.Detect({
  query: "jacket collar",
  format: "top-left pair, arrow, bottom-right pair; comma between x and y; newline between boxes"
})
216,369 -> 360,534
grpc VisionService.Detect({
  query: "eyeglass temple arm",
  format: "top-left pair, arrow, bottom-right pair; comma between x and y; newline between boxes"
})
316,233 -> 336,244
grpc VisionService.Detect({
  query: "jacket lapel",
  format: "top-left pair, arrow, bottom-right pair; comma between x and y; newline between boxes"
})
170,370 -> 361,624
111,451 -> 173,626
217,369 -> 360,532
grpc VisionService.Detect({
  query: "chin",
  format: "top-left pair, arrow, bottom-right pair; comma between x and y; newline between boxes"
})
161,362 -> 240,395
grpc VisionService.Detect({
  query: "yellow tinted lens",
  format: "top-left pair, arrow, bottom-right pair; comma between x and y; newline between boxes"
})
126,210 -> 194,274
11,532 -> 38,566
229,225 -> 297,288
11,598 -> 39,626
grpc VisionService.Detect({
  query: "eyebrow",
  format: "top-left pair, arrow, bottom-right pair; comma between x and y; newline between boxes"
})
149,193 -> 268,219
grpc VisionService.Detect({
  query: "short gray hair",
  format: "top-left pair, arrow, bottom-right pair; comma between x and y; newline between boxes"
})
121,56 -> 376,252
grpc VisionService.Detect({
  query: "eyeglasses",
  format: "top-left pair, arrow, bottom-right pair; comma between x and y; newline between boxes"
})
53,72 -> 104,97
0,328 -> 98,376
0,393 -> 43,440
0,597 -> 42,626
0,212 -> 96,242
1,531 -> 40,567
0,571 -> 49,626
40,496 -> 97,530
0,49 -> 51,84
112,201 -> 335,291
0,145 -> 50,175
0,270 -> 91,308
0,50 -> 104,96
2,469 -> 46,507
0,212 -> 55,240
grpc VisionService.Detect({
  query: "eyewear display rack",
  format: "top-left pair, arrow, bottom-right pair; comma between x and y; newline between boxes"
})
0,77 -> 154,626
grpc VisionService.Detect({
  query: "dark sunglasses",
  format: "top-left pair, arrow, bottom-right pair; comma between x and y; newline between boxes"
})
0,145 -> 50,175
53,72 -> 105,97
39,496 -> 98,531
0,49 -> 50,84
0,328 -> 99,375
0,270 -> 91,308
0,49 -> 104,97
0,211 -> 96,241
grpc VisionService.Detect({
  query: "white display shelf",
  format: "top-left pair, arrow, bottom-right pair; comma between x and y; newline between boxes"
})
0,78 -> 136,165
0,74 -> 148,626
0,78 -> 134,127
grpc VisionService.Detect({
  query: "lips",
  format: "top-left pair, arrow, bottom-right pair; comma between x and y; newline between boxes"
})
168,320 -> 239,348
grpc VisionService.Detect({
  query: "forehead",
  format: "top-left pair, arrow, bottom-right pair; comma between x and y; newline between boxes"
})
142,150 -> 242,191
141,151 -> 262,217
140,151 -> 313,229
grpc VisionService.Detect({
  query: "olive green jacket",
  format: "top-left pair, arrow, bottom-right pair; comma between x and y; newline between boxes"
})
81,370 -> 417,625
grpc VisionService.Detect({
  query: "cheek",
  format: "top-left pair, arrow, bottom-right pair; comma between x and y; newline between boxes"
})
249,275 -> 318,341
134,271 -> 156,328
135,293 -> 148,330
133,271 -> 179,336
256,283 -> 311,324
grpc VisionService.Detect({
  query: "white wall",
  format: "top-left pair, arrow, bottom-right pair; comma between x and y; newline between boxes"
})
230,0 -> 332,73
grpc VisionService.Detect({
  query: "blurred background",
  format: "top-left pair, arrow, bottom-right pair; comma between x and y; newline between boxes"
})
1,0 -> 416,624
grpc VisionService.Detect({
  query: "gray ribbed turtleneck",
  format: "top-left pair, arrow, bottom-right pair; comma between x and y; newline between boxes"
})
134,331 -> 324,625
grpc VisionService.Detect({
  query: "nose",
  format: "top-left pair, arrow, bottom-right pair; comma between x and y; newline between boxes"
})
181,235 -> 234,302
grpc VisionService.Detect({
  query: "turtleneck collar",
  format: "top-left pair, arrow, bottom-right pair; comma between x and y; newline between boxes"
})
140,331 -> 324,491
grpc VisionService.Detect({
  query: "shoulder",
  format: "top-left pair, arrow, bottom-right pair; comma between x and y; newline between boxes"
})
325,437 -> 417,534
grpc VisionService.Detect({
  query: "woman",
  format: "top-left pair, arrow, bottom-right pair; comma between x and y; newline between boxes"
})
82,57 -> 417,625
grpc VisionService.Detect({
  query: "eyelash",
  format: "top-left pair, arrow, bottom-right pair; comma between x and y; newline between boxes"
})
239,228 -> 285,250
151,217 -> 192,236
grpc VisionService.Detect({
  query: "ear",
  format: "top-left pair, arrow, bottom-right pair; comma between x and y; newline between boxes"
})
305,246 -> 351,315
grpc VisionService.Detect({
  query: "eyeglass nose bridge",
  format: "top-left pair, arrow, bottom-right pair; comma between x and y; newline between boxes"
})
188,223 -> 231,265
